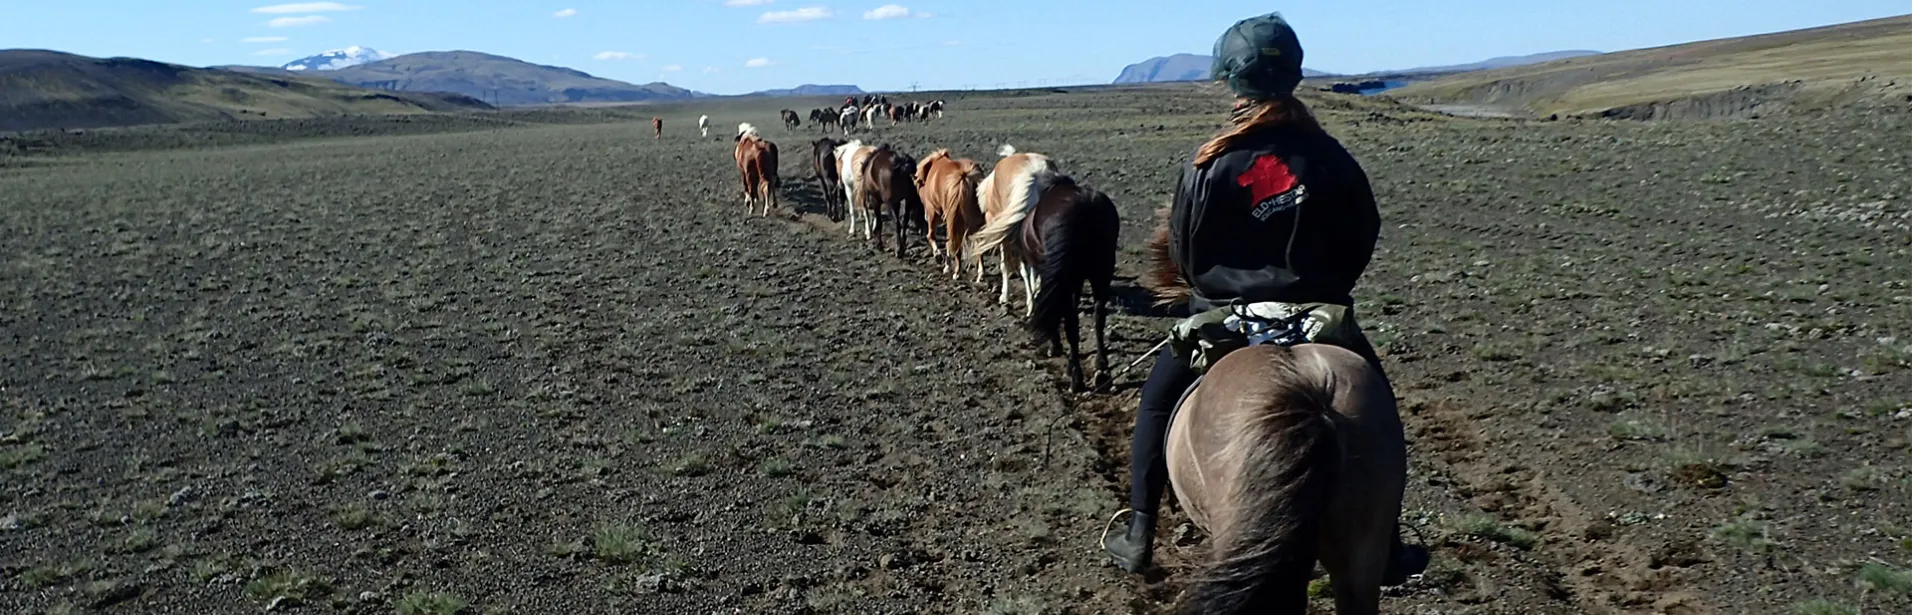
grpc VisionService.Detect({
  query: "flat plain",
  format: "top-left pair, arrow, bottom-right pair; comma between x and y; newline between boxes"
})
4,84 -> 1911,614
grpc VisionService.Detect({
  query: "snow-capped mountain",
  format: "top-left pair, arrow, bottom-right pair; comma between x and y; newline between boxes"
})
281,46 -> 398,71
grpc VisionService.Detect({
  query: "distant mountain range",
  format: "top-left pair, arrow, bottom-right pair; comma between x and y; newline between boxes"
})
1389,50 -> 1603,75
1112,50 -> 1606,84
1113,54 -> 1333,84
0,49 -> 488,132
746,84 -> 864,98
282,46 -> 398,72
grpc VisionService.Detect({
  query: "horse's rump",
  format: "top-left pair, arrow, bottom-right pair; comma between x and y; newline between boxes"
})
1167,342 -> 1402,613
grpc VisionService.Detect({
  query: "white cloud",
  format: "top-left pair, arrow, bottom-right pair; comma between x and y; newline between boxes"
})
253,48 -> 294,56
267,15 -> 330,27
242,36 -> 290,43
703,66 -> 722,73
553,8 -> 577,17
251,2 -> 361,13
594,51 -> 644,60
863,4 -> 910,19
757,6 -> 831,23
915,11 -> 934,18
724,0 -> 772,5
744,57 -> 773,68
661,65 -> 683,72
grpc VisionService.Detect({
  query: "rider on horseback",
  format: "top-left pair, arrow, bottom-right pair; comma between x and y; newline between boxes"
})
1102,11 -> 1430,583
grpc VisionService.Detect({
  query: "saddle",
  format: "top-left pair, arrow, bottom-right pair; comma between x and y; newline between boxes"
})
1167,301 -> 1358,420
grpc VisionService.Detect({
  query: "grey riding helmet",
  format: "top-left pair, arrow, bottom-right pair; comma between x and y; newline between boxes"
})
1210,12 -> 1306,99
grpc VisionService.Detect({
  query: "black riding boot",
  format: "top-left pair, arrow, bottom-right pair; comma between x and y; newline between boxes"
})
1103,511 -> 1156,573
1383,528 -> 1430,585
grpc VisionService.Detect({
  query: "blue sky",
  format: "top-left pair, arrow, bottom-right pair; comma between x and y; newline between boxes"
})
6,1 -> 1909,95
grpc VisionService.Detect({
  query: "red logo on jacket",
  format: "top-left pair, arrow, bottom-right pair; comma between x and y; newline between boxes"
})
1238,154 -> 1299,205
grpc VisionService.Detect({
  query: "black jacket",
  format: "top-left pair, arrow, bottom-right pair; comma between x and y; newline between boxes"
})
1169,126 -> 1380,313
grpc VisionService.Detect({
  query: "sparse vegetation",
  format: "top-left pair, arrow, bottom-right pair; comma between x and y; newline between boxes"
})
396,590 -> 470,615
1451,514 -> 1539,550
1712,517 -> 1779,555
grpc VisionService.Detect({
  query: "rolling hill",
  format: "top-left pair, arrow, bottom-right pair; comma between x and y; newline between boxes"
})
0,49 -> 490,132
320,51 -> 696,106
1389,14 -> 1912,118
1113,53 -> 1330,84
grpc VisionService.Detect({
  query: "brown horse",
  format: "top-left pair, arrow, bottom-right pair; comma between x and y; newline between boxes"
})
1140,212 -> 1406,615
913,149 -> 986,280
780,109 -> 801,131
855,144 -> 922,258
652,117 -> 663,139
732,123 -> 780,217
969,156 -> 1118,392
812,137 -> 844,222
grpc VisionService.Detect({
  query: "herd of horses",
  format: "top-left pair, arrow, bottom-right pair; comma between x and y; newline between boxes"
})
724,105 -> 1410,615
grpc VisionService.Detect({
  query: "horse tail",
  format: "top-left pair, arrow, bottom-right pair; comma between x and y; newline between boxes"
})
1028,181 -> 1118,343
969,154 -> 1055,255
1176,349 -> 1341,614
1143,205 -> 1192,307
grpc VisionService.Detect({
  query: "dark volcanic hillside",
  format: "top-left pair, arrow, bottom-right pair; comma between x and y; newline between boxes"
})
0,50 -> 489,132
324,51 -> 695,106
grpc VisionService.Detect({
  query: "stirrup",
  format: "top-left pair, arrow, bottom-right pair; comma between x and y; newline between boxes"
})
1098,508 -> 1136,551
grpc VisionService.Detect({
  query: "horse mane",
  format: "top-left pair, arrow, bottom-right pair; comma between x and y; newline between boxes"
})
1143,205 -> 1191,307
737,122 -> 759,139
915,149 -> 952,186
1176,350 -> 1342,614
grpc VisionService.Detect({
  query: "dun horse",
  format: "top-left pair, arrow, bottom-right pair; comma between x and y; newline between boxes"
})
1139,212 -> 1407,615
969,146 -> 1118,392
732,123 -> 780,217
913,149 -> 987,280
856,144 -> 922,258
812,137 -> 845,222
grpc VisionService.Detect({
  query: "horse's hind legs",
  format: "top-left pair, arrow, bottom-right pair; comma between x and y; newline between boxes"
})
1091,281 -> 1112,392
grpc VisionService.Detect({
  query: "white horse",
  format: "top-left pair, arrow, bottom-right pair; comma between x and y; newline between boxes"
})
838,106 -> 859,135
699,115 -> 711,138
833,139 -> 873,238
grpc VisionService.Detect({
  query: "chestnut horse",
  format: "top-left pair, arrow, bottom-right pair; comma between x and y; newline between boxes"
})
1139,214 -> 1406,615
732,123 -> 780,217
855,144 -> 922,258
652,117 -> 663,139
969,149 -> 1118,391
812,137 -> 845,222
913,149 -> 986,280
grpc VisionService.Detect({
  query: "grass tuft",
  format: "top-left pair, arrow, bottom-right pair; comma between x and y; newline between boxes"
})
396,590 -> 470,615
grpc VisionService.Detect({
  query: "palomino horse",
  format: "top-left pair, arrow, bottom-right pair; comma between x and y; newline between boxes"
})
855,144 -> 922,258
732,123 -> 780,217
969,153 -> 1119,392
1140,214 -> 1406,615
652,117 -> 663,139
812,137 -> 845,222
913,149 -> 986,280
699,115 -> 710,138
833,140 -> 875,238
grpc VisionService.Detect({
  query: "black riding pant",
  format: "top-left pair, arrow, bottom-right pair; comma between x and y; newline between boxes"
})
1126,333 -> 1388,516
